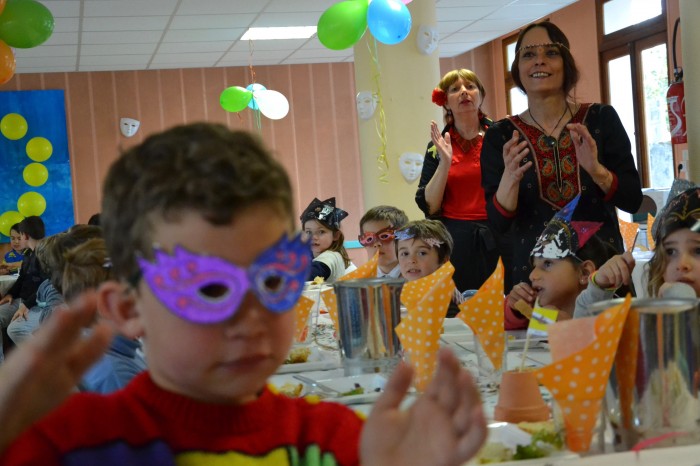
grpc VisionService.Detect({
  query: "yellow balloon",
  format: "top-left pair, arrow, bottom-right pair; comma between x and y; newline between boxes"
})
17,192 -> 46,217
23,163 -> 49,187
0,211 -> 24,237
26,137 -> 53,162
0,113 -> 28,140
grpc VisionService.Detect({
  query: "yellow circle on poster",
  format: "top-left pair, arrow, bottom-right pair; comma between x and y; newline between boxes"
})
26,137 -> 53,162
23,163 -> 48,187
0,211 -> 24,237
0,113 -> 28,140
17,192 -> 46,217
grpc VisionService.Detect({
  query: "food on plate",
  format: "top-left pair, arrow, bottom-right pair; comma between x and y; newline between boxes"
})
476,441 -> 512,464
283,347 -> 311,364
475,421 -> 563,464
312,276 -> 325,285
341,383 -> 365,397
277,383 -> 303,398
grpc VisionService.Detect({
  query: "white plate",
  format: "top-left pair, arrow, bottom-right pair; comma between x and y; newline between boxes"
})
468,422 -> 579,465
315,373 -> 388,405
276,346 -> 340,374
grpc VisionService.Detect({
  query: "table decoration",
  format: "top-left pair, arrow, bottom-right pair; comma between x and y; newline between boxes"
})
394,261 -> 454,391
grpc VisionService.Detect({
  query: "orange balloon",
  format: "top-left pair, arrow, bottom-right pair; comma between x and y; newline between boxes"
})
0,40 -> 15,85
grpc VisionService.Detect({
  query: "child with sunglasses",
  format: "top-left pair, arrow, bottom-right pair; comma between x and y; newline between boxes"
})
1,123 -> 487,465
358,205 -> 409,278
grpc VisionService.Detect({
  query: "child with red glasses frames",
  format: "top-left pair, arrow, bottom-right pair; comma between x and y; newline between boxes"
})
358,206 -> 408,279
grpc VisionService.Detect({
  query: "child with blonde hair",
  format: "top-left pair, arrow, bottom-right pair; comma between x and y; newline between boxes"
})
646,187 -> 700,298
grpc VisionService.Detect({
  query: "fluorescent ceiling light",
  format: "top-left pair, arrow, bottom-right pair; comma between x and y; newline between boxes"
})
241,26 -> 317,40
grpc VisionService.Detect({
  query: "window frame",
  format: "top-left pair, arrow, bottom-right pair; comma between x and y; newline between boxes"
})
596,0 -> 668,188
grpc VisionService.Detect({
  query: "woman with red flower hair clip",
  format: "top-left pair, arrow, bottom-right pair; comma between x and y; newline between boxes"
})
415,69 -> 502,293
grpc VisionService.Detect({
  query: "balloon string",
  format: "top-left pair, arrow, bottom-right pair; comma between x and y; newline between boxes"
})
254,109 -> 262,134
368,38 -> 389,184
248,40 -> 256,84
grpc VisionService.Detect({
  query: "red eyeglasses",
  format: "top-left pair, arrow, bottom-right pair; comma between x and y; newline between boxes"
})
358,227 -> 395,247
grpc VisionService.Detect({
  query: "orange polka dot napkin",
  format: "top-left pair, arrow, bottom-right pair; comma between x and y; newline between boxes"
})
618,217 -> 639,251
647,213 -> 656,250
456,258 -> 505,370
533,294 -> 632,453
320,252 -> 380,332
293,295 -> 314,343
395,261 -> 455,391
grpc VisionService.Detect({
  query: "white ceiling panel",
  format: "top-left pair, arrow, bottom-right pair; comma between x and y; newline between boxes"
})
80,43 -> 159,56
162,28 -> 244,43
82,16 -> 171,32
12,0 -> 579,74
83,0 -> 178,17
168,15 -> 257,30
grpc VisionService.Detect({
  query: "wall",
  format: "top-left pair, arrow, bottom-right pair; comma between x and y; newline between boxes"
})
0,63 -> 367,263
0,0 -> 636,263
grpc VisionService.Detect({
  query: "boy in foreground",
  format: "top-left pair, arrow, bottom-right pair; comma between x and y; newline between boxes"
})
2,123 -> 486,465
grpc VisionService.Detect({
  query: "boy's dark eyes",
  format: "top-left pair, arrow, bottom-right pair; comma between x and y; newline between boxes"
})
199,283 -> 229,299
664,247 -> 677,256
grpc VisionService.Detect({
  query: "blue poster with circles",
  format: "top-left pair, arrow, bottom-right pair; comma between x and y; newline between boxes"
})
0,89 -> 74,242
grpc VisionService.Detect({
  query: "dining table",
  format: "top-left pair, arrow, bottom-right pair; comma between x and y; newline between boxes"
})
272,302 -> 700,465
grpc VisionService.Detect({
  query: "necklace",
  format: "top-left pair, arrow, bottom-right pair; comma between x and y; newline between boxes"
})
528,104 -> 570,148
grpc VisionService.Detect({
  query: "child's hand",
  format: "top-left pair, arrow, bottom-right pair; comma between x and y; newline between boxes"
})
11,304 -> 28,321
0,292 -> 112,452
507,282 -> 535,312
593,251 -> 635,290
361,348 -> 487,466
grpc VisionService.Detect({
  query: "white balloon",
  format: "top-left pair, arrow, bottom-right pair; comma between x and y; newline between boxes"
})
255,89 -> 289,120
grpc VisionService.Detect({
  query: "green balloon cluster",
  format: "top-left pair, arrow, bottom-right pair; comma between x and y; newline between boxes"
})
317,0 -> 369,50
0,0 -> 54,49
220,86 -> 253,113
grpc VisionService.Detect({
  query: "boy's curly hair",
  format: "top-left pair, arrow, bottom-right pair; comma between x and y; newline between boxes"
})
101,123 -> 293,281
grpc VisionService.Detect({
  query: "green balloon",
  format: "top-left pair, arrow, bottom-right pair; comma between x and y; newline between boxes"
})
220,86 -> 253,113
0,0 -> 54,49
317,0 -> 369,51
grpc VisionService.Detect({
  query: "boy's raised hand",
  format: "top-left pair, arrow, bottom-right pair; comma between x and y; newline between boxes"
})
593,251 -> 635,290
361,348 -> 487,466
0,292 -> 112,453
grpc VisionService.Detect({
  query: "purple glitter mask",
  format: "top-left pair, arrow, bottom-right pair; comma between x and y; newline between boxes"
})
138,233 -> 310,324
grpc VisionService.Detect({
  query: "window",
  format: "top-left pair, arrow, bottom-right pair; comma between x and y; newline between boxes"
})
503,33 -> 527,116
598,0 -> 671,188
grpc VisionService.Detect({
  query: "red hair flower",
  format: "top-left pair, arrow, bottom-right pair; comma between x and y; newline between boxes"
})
431,88 -> 447,107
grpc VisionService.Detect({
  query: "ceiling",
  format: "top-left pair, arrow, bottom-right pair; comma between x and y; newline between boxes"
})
13,0 -> 578,74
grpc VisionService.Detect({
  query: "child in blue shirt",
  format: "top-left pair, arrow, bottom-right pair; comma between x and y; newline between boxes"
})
1,224 -> 25,275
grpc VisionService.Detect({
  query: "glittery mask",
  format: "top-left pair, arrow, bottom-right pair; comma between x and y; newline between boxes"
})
394,228 -> 444,248
300,197 -> 349,230
531,194 -> 602,260
655,187 -> 700,242
138,233 -> 310,324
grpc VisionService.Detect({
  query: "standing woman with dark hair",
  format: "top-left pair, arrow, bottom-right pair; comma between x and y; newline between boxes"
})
415,69 -> 501,293
481,21 -> 643,329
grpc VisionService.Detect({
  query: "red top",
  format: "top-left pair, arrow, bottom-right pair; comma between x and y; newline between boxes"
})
441,127 -> 488,221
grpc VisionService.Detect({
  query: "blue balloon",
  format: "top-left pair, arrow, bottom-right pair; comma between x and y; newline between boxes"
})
367,0 -> 412,45
246,83 -> 267,110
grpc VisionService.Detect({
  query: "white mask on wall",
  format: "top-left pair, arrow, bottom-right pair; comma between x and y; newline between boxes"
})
416,25 -> 439,55
120,118 -> 140,137
399,152 -> 424,183
356,91 -> 378,120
